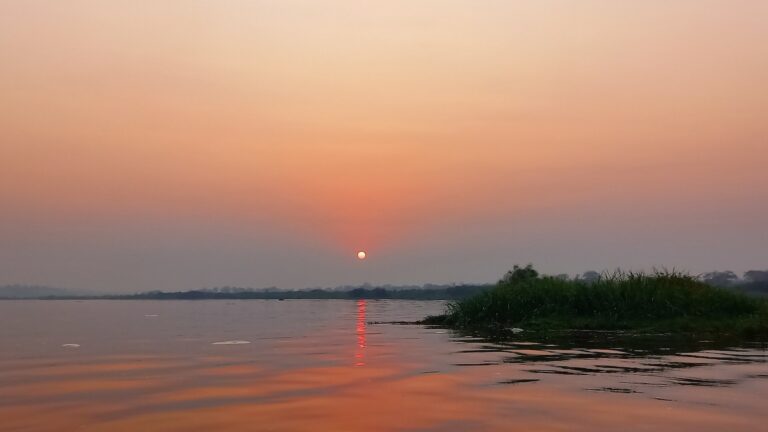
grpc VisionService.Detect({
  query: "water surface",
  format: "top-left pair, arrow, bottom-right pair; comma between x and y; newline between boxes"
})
1,300 -> 766,431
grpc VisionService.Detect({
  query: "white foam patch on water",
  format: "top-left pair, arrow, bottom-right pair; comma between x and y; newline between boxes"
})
61,344 -> 80,348
212,340 -> 251,345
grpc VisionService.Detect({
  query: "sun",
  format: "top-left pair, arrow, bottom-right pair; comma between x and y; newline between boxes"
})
357,251 -> 367,260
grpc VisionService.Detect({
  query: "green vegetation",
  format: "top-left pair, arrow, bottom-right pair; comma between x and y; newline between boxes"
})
425,265 -> 768,337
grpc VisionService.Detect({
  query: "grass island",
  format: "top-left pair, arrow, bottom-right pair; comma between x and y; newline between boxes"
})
423,265 -> 768,338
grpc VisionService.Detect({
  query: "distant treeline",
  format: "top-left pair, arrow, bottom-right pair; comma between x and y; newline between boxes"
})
698,270 -> 768,297
2,268 -> 766,299
0,285 -> 78,299
106,284 -> 493,300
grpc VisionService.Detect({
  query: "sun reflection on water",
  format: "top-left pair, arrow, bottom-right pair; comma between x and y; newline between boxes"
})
355,300 -> 366,366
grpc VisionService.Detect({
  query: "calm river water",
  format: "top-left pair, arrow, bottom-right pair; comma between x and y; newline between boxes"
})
1,300 -> 766,431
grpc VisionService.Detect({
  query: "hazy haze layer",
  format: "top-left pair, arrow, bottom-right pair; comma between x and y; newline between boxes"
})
1,1 -> 767,292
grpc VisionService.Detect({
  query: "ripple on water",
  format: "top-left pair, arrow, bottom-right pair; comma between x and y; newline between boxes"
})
211,341 -> 251,345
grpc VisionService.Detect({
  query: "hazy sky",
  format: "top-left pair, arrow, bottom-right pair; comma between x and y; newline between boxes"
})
1,1 -> 766,292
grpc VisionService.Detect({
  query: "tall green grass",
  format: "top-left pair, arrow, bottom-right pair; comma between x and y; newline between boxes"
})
433,270 -> 768,335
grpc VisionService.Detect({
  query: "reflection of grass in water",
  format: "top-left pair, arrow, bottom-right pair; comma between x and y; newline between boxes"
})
425,269 -> 768,338
669,377 -> 738,387
439,321 -> 767,391
587,387 -> 640,394
498,378 -> 540,385
443,328 -> 767,369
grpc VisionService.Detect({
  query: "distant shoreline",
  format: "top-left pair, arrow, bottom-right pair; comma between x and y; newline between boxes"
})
0,285 -> 491,301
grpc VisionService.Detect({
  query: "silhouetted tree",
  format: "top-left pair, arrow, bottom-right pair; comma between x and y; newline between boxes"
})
580,271 -> 601,284
744,270 -> 768,283
500,264 -> 539,285
701,271 -> 738,287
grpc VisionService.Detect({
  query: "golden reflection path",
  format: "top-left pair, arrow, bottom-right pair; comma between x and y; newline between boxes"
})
355,300 -> 366,366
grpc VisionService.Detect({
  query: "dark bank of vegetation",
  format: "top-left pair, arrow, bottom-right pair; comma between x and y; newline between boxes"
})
79,284 -> 493,301
424,265 -> 768,338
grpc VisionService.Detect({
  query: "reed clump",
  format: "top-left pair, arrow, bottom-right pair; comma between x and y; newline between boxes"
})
427,267 -> 768,336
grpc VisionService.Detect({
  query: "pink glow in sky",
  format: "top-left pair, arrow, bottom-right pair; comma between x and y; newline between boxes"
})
1,1 -> 766,292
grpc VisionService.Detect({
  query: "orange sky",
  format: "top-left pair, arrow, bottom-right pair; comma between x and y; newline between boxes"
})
1,1 -> 766,291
